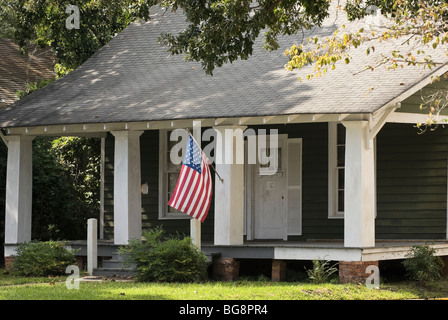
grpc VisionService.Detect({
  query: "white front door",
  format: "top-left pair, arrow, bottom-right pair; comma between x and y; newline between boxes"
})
253,135 -> 288,240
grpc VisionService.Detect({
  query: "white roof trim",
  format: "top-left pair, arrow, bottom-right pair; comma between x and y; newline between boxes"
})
5,113 -> 368,136
375,63 -> 448,117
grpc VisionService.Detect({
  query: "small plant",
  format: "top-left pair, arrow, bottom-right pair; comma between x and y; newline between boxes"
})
119,226 -> 208,283
402,243 -> 445,283
12,241 -> 77,277
306,259 -> 338,284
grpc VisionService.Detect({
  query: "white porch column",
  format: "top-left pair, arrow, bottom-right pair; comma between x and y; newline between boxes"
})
111,131 -> 143,245
213,126 -> 246,246
342,121 -> 375,248
87,218 -> 98,275
4,135 -> 35,246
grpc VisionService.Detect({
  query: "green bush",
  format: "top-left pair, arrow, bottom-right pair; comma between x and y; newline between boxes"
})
12,241 -> 77,276
402,243 -> 445,283
306,259 -> 338,284
119,227 -> 208,283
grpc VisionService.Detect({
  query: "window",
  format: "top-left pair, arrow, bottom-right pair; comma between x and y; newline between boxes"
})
328,123 -> 345,218
158,129 -> 190,219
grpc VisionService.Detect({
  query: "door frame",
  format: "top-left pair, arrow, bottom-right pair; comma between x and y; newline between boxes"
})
245,134 -> 302,240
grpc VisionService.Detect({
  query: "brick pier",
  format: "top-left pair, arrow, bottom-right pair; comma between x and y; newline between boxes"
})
272,259 -> 287,282
339,261 -> 379,284
213,258 -> 240,281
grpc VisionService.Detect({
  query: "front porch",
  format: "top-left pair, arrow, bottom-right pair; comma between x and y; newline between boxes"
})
67,238 -> 448,261
65,238 -> 448,282
4,106 -> 448,285
4,119 -> 448,282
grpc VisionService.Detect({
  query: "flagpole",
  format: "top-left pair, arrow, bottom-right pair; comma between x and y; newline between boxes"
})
186,128 -> 224,183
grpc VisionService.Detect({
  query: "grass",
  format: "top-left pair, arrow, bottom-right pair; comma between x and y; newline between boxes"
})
1,268 -> 448,300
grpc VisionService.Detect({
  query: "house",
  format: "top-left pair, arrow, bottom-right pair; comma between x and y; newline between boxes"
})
1,6 -> 448,283
0,38 -> 55,107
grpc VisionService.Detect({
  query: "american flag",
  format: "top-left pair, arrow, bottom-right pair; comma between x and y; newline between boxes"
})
168,134 -> 212,222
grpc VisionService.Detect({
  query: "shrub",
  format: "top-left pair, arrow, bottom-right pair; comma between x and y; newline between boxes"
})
402,243 -> 445,283
306,259 -> 338,284
12,241 -> 78,276
119,227 -> 208,283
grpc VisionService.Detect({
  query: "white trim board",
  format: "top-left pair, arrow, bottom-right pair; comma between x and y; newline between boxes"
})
5,114 -> 365,136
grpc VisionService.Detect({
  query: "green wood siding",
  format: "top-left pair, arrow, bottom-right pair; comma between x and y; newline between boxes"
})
103,122 -> 448,242
376,123 -> 447,239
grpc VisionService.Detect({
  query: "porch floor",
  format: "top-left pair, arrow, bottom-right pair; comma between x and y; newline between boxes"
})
68,239 -> 448,262
201,239 -> 448,262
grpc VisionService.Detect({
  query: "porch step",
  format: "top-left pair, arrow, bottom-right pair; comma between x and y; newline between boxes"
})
92,267 -> 137,277
92,251 -> 137,278
92,251 -> 221,277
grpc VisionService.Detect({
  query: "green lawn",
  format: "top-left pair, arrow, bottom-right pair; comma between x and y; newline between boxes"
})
1,269 -> 448,300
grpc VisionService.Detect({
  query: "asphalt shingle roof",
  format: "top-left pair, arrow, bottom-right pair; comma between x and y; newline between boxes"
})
0,6 -> 446,128
0,39 -> 55,107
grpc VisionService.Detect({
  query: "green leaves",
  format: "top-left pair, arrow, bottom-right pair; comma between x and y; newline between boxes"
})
12,241 -> 78,277
306,260 -> 338,284
284,0 -> 448,88
402,243 -> 445,283
158,0 -> 331,75
31,136 -> 101,241
119,227 -> 208,283
11,0 -> 154,70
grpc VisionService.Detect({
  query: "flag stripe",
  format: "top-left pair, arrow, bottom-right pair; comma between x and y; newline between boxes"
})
189,158 -> 207,216
168,165 -> 190,207
198,159 -> 210,216
191,155 -> 209,219
168,165 -> 187,206
186,167 -> 204,215
201,160 -> 212,221
173,168 -> 194,208
180,171 -> 199,212
197,157 -> 212,221
168,135 -> 213,222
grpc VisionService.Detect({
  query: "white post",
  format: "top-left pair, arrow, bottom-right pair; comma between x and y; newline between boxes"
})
190,219 -> 201,248
213,126 -> 246,245
190,121 -> 202,248
342,121 -> 375,248
4,135 -> 34,246
87,218 -> 97,276
111,131 -> 143,245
